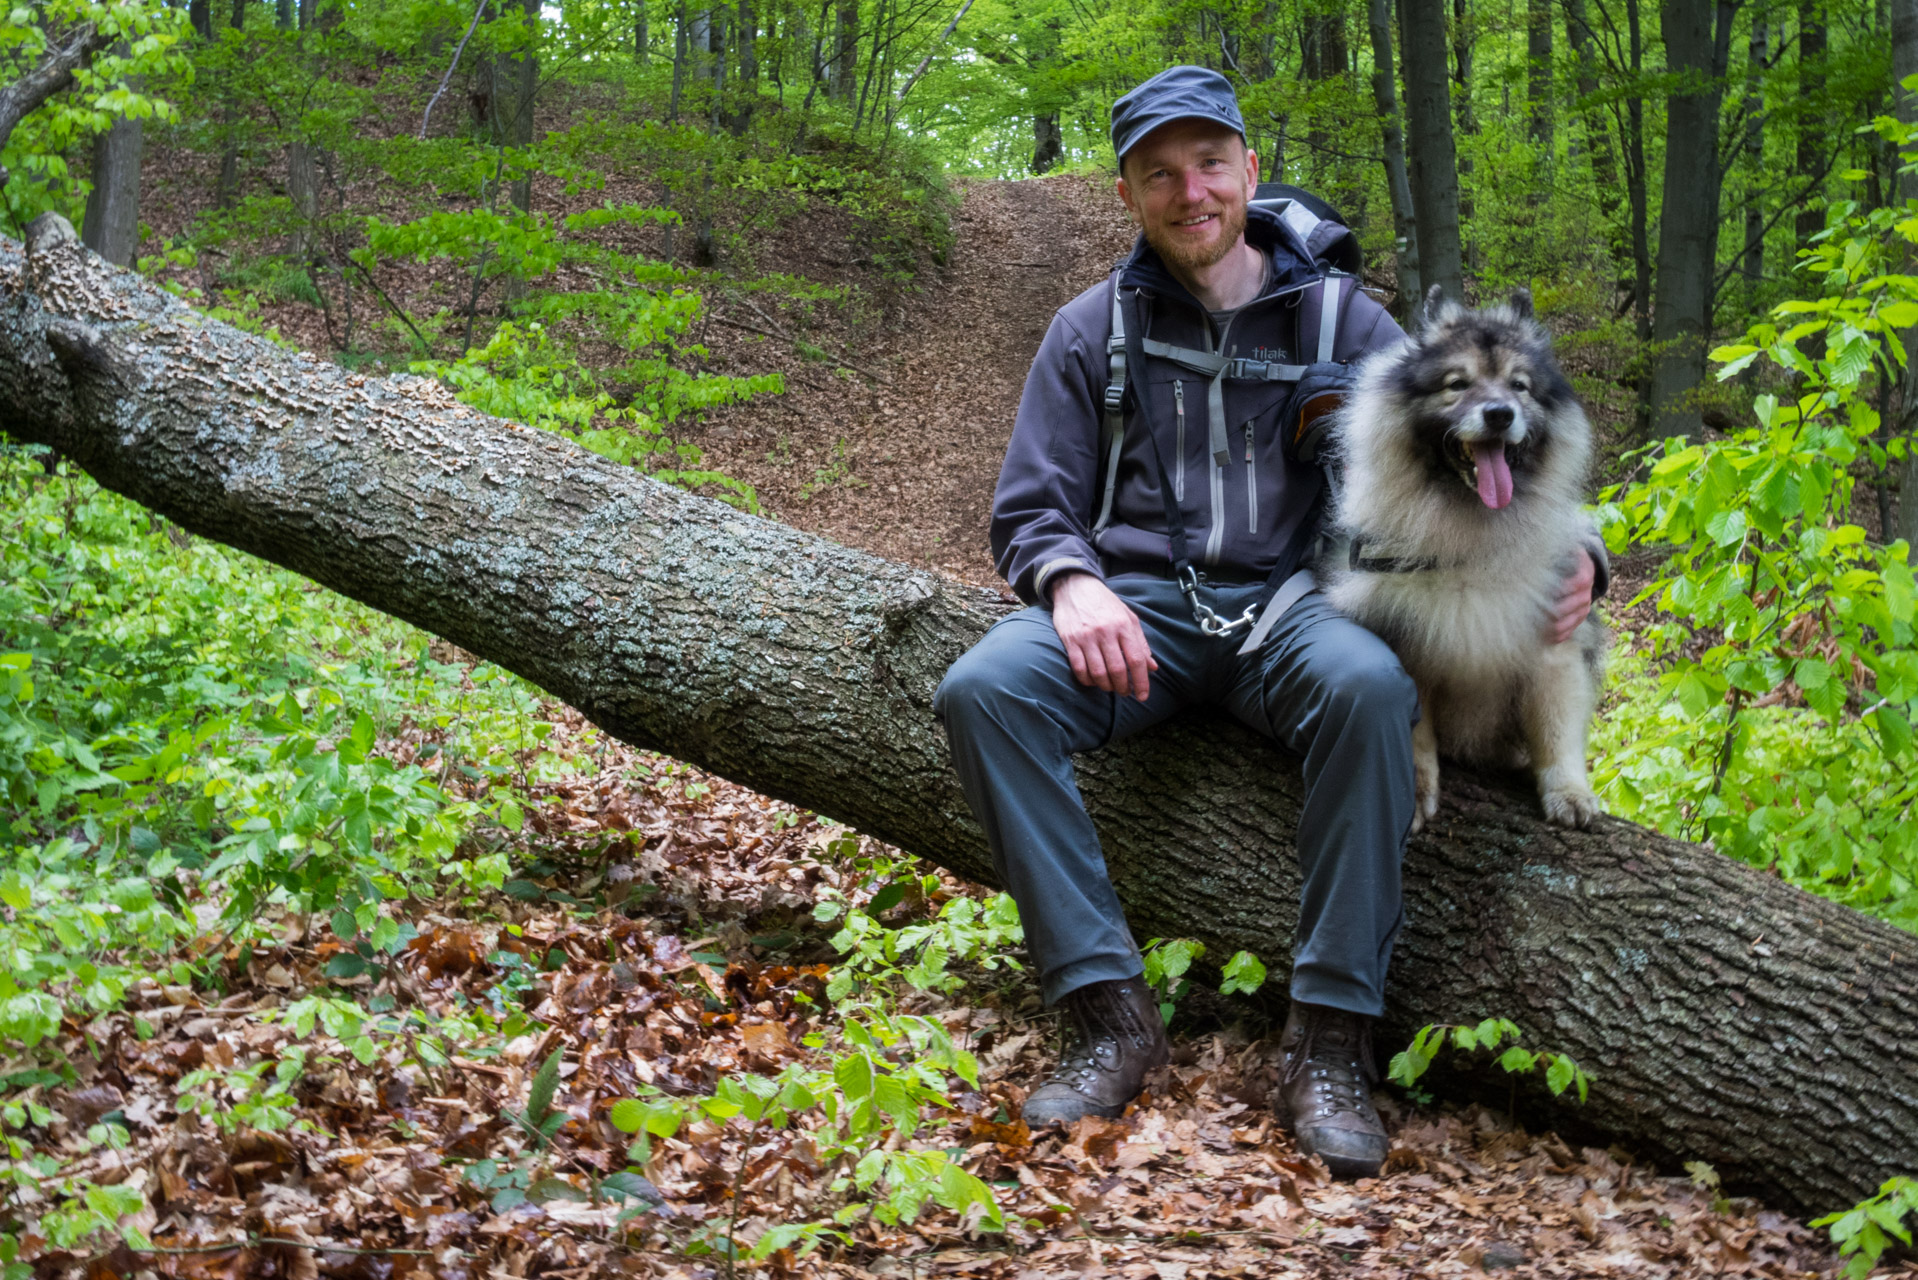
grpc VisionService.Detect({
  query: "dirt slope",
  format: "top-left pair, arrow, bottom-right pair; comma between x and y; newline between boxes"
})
694,174 -> 1137,588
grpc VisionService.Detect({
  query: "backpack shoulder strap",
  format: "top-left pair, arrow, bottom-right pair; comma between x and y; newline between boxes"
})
1094,269 -> 1127,533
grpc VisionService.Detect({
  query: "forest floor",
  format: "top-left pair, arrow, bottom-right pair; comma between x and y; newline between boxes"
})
12,168 -> 1894,1278
33,713 -> 1849,1280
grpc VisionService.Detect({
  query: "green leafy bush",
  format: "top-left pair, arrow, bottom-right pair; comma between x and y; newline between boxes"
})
0,454 -> 571,1045
1388,1018 -> 1593,1104
1813,1175 -> 1918,1280
1595,117 -> 1918,931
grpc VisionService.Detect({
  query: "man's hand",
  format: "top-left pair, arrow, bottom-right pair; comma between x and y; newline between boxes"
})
1050,573 -> 1159,702
1546,549 -> 1598,646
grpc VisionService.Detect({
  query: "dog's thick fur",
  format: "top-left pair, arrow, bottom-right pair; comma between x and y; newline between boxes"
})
1323,287 -> 1608,830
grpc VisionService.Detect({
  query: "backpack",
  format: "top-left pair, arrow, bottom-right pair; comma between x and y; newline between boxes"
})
1093,184 -> 1360,650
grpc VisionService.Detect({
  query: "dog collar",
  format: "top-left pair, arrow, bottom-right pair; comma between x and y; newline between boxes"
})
1347,534 -> 1444,574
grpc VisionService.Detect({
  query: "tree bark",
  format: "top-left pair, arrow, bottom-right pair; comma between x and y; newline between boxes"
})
1648,0 -> 1728,441
1740,18 -> 1767,309
1030,112 -> 1061,174
1368,0 -> 1422,319
1451,0 -> 1475,247
1527,0 -> 1553,151
1622,0 -> 1652,432
831,0 -> 857,101
1401,0 -> 1465,306
80,107 -> 142,268
1796,0 -> 1827,248
4,217 -> 1917,1219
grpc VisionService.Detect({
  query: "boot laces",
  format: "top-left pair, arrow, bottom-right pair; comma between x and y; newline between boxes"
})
1282,1007 -> 1378,1117
1049,983 -> 1152,1090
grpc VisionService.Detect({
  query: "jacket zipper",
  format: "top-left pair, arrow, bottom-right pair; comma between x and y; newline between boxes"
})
1245,422 -> 1258,533
1174,380 -> 1186,503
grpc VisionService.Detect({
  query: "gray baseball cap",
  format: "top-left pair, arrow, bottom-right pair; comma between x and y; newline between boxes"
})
1110,65 -> 1246,165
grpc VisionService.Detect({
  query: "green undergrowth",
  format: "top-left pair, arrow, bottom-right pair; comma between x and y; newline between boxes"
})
1591,122 -> 1918,936
0,448 -> 578,1035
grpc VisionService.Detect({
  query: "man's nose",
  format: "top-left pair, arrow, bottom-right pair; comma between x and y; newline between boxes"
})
1179,169 -> 1211,204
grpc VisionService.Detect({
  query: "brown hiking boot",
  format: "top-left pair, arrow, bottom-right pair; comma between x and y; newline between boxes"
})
1275,1002 -> 1390,1180
1021,977 -> 1169,1128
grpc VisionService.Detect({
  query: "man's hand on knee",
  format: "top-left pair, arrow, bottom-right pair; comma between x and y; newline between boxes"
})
1545,548 -> 1598,646
1049,573 -> 1158,701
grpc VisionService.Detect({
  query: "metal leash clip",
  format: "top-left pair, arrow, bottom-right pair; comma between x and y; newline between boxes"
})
1176,566 -> 1260,638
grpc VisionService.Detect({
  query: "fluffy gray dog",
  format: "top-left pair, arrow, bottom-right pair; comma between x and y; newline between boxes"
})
1323,286 -> 1608,831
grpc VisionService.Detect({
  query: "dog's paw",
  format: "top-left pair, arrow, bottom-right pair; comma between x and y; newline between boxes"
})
1411,764 -> 1440,834
1541,785 -> 1601,829
1411,775 -> 1442,836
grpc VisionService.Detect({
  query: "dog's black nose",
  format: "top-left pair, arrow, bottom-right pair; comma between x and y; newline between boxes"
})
1482,404 -> 1516,433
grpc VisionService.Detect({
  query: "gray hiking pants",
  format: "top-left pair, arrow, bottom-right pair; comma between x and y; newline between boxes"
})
934,576 -> 1418,1017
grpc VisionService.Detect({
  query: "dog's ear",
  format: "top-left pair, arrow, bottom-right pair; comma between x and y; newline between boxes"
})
1508,287 -> 1534,320
1421,284 -> 1447,328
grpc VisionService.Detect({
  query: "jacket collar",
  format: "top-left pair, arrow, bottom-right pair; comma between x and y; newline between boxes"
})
1116,204 -> 1317,312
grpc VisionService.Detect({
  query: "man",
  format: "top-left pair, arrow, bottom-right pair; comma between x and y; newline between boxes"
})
933,66 -> 1603,1181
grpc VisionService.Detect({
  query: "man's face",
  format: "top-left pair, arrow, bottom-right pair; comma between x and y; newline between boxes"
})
1116,119 -> 1259,273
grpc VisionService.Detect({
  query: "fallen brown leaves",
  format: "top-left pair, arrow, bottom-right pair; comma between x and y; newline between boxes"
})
2,707 -> 1880,1279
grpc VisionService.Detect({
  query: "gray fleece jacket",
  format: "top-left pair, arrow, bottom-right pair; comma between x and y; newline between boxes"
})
990,207 -> 1610,607
990,206 -> 1402,605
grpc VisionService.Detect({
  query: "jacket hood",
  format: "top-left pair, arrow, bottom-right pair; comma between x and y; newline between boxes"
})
1117,204 -> 1319,311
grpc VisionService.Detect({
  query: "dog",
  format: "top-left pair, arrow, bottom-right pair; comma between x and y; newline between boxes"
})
1321,286 -> 1607,831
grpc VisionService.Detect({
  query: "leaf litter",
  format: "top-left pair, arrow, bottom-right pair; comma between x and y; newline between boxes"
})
3,700 -> 1875,1279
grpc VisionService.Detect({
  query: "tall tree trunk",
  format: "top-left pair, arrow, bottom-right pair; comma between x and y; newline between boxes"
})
80,104 -> 142,268
500,0 -> 539,214
1562,0 -> 1622,222
215,0 -> 247,209
285,141 -> 319,262
1795,0 -> 1827,247
831,0 -> 857,101
1527,0 -> 1553,151
669,0 -> 688,116
1369,0 -> 1422,318
1451,0 -> 1476,254
1030,112 -> 1062,174
635,0 -> 648,63
1648,0 -> 1730,441
1741,18 -> 1767,308
1401,0 -> 1465,306
1892,0 -> 1918,546
1623,0 -> 1653,432
6,216 -> 1918,1219
736,0 -> 757,91
190,0 -> 213,39
1300,10 -> 1346,194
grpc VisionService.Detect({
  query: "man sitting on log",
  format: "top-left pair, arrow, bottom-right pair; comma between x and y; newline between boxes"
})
933,66 -> 1603,1180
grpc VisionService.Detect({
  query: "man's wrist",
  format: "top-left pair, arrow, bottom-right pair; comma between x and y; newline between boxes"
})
1038,561 -> 1100,603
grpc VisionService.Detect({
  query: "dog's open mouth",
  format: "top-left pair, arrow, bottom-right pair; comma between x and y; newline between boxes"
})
1446,437 -> 1516,510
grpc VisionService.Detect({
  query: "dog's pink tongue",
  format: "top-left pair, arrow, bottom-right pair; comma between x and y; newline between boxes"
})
1473,441 -> 1514,509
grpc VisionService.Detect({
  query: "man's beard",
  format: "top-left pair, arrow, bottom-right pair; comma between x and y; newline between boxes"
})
1145,200 -> 1247,272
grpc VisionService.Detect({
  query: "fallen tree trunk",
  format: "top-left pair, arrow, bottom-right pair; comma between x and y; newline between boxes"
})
2,215 -> 1912,1218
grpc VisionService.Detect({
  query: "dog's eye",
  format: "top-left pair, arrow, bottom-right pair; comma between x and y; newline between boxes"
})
1445,376 -> 1470,392
1511,377 -> 1532,394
